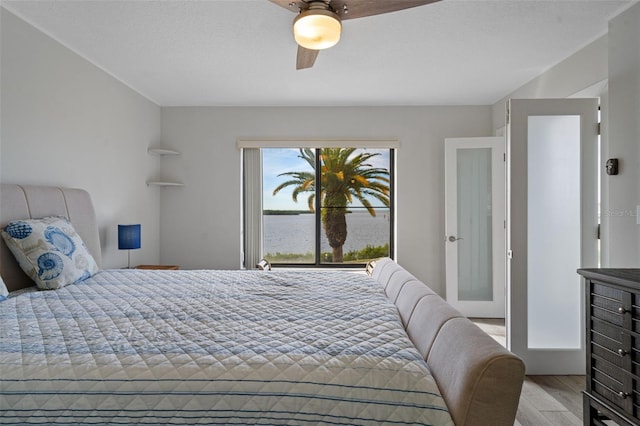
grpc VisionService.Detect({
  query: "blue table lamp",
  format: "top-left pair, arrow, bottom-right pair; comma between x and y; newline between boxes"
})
118,224 -> 141,268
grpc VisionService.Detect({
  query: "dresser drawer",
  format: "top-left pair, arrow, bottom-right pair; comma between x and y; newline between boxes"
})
592,379 -> 634,414
593,283 -> 625,303
592,356 -> 625,384
593,342 -> 628,369
591,359 -> 636,414
592,366 -> 624,398
592,318 -> 624,345
592,297 -> 626,327
590,352 -> 639,416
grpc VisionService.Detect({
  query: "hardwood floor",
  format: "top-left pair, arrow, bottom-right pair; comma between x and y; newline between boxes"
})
471,318 -> 585,426
516,375 -> 584,425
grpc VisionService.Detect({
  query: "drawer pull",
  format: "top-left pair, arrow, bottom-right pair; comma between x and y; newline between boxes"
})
618,391 -> 631,399
618,306 -> 627,314
618,348 -> 628,356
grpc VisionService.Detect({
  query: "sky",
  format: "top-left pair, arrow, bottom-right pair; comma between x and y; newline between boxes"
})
262,148 -> 391,211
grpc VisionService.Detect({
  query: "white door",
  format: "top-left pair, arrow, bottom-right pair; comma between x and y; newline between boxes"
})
507,98 -> 598,374
445,137 -> 506,318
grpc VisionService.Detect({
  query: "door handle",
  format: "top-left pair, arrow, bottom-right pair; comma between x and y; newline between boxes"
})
448,236 -> 463,242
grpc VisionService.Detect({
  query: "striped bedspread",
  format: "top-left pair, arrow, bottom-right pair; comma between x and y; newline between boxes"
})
0,269 -> 453,425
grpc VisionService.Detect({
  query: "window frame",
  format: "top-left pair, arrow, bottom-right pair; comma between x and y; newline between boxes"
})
239,140 -> 398,269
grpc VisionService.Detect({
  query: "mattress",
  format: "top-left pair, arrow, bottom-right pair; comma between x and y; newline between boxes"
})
0,269 -> 453,425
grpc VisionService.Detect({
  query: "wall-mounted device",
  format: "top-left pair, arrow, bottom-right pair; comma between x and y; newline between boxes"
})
605,158 -> 619,175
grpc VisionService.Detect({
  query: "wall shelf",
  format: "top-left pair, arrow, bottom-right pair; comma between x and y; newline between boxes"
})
148,147 -> 180,156
147,145 -> 183,187
146,181 -> 184,187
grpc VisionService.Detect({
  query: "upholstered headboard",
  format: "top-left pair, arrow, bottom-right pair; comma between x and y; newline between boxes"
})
0,184 -> 102,291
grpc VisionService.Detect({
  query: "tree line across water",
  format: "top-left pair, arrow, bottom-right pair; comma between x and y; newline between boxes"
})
265,243 -> 389,264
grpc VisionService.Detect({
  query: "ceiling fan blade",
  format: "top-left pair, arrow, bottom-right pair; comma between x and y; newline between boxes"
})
269,0 -> 299,13
333,0 -> 442,20
296,46 -> 319,70
268,0 -> 441,19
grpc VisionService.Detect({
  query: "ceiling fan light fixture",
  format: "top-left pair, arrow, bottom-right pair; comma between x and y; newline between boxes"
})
293,8 -> 341,50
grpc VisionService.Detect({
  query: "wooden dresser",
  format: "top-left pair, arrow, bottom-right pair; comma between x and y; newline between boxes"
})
579,268 -> 640,426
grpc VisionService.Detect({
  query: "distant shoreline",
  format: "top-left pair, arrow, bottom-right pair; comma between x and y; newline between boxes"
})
263,209 -> 389,216
263,210 -> 313,216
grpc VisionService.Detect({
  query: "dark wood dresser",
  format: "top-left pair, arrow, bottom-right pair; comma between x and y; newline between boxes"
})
579,268 -> 640,426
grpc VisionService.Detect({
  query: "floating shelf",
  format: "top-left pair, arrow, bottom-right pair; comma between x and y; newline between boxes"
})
146,181 -> 184,187
147,146 -> 183,187
148,147 -> 180,156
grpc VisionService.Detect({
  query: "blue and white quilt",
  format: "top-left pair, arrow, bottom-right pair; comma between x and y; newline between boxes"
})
0,269 -> 453,425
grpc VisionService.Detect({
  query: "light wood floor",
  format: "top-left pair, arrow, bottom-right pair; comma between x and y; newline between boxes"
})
471,318 -> 584,426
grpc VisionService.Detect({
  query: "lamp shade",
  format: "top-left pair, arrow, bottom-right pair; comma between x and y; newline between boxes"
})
118,224 -> 141,250
293,9 -> 341,50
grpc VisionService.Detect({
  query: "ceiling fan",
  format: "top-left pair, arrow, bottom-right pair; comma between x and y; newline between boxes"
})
269,0 -> 442,70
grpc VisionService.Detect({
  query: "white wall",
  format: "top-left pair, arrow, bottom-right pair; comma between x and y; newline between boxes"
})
491,35 -> 608,132
492,3 -> 640,267
606,2 -> 640,266
0,8 -> 162,268
160,106 -> 492,295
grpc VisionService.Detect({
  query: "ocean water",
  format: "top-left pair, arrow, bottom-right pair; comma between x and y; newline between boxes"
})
263,210 -> 390,255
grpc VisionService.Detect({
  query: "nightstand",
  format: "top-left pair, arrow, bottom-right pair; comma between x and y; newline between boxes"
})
135,264 -> 179,270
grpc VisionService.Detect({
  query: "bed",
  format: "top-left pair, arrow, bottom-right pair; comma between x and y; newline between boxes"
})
0,184 -> 525,425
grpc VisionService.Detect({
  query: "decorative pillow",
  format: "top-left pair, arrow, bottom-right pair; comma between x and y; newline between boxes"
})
0,275 -> 7,301
1,216 -> 99,290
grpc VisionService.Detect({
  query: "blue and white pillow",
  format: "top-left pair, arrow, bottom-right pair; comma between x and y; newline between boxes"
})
1,216 -> 99,290
0,275 -> 8,301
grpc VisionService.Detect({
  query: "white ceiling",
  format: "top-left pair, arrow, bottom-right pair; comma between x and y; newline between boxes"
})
3,0 -> 635,107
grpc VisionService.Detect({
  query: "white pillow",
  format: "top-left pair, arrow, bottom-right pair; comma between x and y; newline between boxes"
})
0,275 -> 7,301
1,216 -> 99,290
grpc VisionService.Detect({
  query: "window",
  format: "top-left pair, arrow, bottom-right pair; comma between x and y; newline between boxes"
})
241,142 -> 396,268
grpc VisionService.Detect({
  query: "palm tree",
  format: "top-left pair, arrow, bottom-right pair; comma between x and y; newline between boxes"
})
272,148 -> 390,263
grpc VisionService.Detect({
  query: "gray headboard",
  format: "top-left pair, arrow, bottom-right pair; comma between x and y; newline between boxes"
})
0,184 -> 102,291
